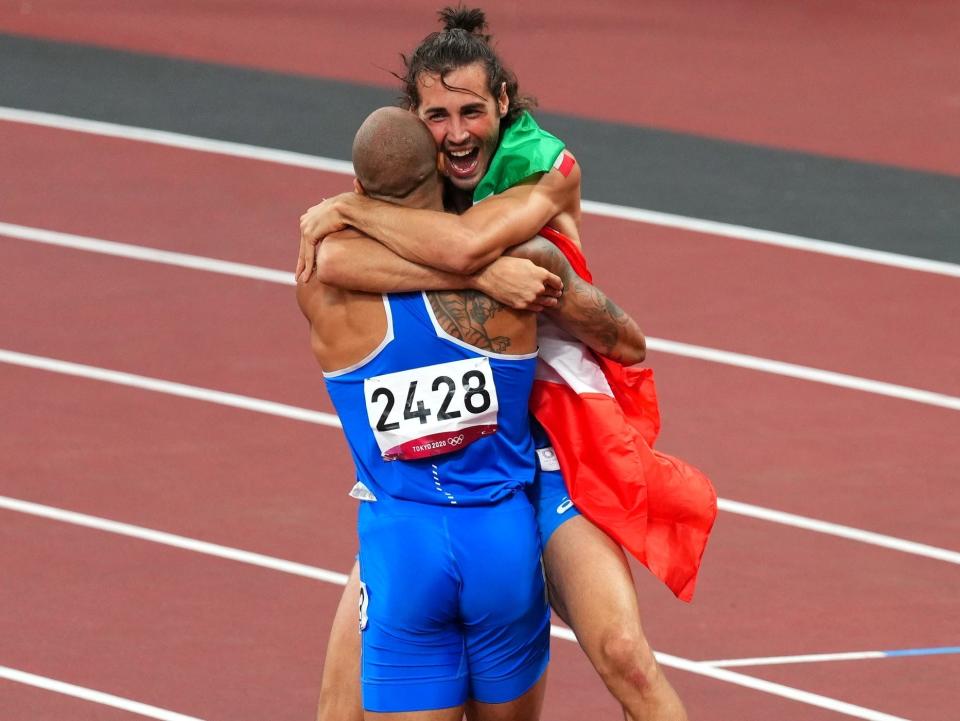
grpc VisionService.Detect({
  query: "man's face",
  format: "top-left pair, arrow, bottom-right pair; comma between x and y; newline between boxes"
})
416,62 -> 509,192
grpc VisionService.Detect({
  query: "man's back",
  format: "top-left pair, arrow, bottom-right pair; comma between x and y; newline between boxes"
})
297,263 -> 541,506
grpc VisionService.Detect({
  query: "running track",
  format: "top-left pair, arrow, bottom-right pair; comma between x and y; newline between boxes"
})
1,4 -> 958,721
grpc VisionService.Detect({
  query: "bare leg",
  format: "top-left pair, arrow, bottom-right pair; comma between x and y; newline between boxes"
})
317,563 -> 364,721
544,517 -> 687,721
465,671 -> 547,721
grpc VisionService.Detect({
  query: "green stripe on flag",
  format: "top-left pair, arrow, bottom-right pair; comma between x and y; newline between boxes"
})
473,112 -> 565,201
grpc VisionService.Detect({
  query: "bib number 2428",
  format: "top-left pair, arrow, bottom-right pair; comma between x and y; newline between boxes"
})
364,357 -> 499,460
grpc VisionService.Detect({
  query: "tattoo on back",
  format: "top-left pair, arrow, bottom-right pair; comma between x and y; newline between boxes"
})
428,291 -> 512,352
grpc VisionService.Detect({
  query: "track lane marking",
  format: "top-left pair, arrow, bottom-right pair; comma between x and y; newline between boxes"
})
0,222 -> 292,284
0,496 -> 911,721
2,348 -> 958,567
0,349 -> 340,429
0,494 -> 347,585
1,106 -> 958,279
702,646 -> 960,669
3,221 -> 958,411
645,339 -> 960,411
703,651 -> 887,668
0,665 -> 205,721
717,499 -> 960,564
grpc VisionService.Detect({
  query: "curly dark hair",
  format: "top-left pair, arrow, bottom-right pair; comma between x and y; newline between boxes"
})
396,5 -> 536,126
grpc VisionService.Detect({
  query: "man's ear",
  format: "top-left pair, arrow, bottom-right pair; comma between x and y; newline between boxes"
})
353,178 -> 365,195
437,151 -> 446,174
497,82 -> 508,118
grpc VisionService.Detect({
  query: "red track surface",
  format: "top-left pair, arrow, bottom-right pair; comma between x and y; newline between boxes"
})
2,1 -> 959,174
2,7 -> 958,721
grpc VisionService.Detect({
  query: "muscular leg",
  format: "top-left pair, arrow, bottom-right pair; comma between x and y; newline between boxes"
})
543,517 -> 687,721
317,563 -> 364,721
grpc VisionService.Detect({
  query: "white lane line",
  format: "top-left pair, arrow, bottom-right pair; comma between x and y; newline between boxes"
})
0,665 -> 205,721
0,496 -> 910,721
2,106 -> 958,280
3,221 -> 958,412
0,495 -> 348,585
650,653 -> 909,721
0,107 -> 354,176
3,348 -> 959,568
645,338 -> 960,412
581,199 -> 960,278
701,651 -> 887,668
0,222 -> 293,285
0,349 -> 341,429
719,499 -> 960,565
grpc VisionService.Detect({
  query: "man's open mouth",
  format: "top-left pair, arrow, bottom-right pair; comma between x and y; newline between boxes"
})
446,147 -> 481,178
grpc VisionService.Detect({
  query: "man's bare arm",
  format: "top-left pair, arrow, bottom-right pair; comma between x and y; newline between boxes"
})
315,234 -> 563,311
508,237 -> 646,365
298,159 -> 580,279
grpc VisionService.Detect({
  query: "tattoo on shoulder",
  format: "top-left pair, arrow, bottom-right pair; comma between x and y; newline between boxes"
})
428,291 -> 512,352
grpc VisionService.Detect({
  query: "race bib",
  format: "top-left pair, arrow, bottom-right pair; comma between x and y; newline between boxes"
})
364,357 -> 499,461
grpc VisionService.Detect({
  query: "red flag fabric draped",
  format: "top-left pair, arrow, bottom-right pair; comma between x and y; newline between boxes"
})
530,227 -> 717,602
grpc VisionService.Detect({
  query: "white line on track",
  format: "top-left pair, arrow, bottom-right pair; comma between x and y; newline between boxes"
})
0,665 -> 205,721
718,499 -> 960,565
645,339 -> 960,411
3,348 -> 958,568
0,494 -> 348,585
701,646 -> 960,668
3,221 -> 958,412
0,349 -> 341,429
2,105 -> 958,279
579,199 -> 960,278
701,651 -> 887,668
0,221 -> 293,285
0,107 -> 355,176
0,496 -> 910,721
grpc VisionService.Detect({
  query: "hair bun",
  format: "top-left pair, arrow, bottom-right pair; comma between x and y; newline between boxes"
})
438,6 -> 487,34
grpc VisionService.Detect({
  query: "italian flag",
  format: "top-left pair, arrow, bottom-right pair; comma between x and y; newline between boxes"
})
532,227 -> 717,603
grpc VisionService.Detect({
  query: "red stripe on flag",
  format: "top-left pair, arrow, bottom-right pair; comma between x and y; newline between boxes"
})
555,151 -> 576,178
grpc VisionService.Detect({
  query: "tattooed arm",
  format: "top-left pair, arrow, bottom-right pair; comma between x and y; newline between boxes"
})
506,237 -> 646,365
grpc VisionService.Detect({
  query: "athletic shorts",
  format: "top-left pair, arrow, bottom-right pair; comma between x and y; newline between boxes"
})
357,492 -> 550,713
526,420 -> 581,550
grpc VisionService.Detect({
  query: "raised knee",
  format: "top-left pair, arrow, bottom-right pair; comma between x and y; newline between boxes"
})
596,632 -> 659,693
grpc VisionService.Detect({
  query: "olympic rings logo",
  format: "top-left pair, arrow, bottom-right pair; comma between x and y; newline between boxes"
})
448,434 -> 465,446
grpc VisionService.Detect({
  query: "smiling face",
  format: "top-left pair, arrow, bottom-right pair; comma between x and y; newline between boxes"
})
415,62 -> 509,193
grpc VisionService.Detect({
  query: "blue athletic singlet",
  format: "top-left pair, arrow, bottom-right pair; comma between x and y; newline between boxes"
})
321,291 -> 550,713
323,291 -> 539,506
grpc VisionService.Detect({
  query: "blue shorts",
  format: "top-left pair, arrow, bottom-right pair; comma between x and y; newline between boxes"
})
357,492 -> 550,713
526,420 -> 581,550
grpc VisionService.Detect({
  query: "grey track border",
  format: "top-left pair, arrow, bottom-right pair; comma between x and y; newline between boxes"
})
2,33 -> 958,262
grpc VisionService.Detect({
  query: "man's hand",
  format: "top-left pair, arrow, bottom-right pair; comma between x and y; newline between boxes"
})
297,194 -> 352,283
472,256 -> 563,312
